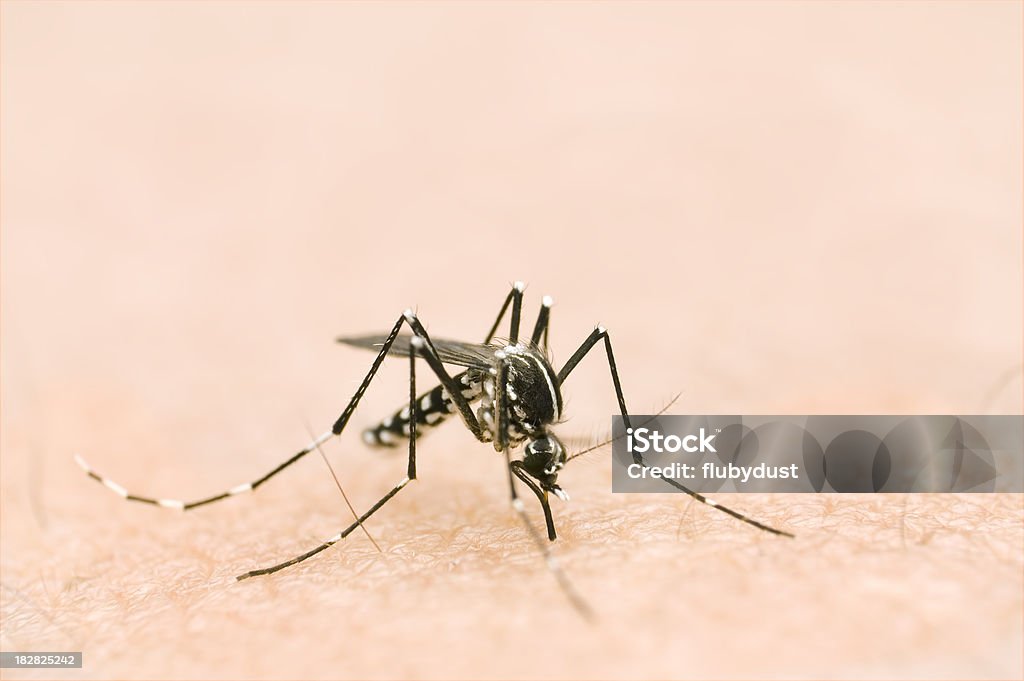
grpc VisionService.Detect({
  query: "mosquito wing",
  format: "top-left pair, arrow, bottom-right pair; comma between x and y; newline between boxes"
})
337,333 -> 495,370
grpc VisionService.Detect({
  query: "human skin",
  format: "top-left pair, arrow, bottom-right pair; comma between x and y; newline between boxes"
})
1,2 -> 1021,679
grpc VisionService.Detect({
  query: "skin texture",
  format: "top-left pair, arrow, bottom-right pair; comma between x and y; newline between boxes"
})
1,2 -> 1021,679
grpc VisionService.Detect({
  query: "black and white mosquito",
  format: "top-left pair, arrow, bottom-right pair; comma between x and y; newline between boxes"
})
77,283 -> 792,613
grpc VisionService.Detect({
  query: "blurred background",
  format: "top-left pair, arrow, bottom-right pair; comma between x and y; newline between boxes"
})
2,2 -> 1021,679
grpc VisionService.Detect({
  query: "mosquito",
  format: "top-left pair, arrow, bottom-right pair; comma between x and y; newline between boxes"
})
76,283 -> 793,613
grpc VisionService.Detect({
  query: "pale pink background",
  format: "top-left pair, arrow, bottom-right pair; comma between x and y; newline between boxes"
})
1,2 -> 1021,680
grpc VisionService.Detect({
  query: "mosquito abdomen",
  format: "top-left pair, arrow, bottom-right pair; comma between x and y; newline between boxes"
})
362,370 -> 482,447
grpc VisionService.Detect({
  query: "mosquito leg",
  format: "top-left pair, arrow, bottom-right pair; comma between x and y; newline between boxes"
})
558,327 -> 794,538
76,314 -> 410,511
235,476 -> 412,580
507,284 -> 523,344
329,315 -> 409,436
494,349 -> 512,458
307,423 -> 381,552
660,479 -> 794,536
360,285 -> 524,446
483,281 -> 525,344
74,432 -> 336,511
406,338 -> 419,480
557,326 -> 631,429
402,311 -> 489,443
237,330 -> 423,579
530,296 -> 553,349
564,393 -> 681,464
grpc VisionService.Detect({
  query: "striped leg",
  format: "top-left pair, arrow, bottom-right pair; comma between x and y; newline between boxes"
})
531,296 -> 552,351
483,282 -> 553,351
75,432 -> 336,511
238,342 -> 421,579
558,327 -> 794,538
75,314 -> 409,511
483,281 -> 525,343
401,313 -> 488,442
236,476 -> 412,580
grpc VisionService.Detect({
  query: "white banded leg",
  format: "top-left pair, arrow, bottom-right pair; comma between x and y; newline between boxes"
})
483,282 -> 553,351
402,312 -> 489,443
236,475 -> 413,580
531,295 -> 553,351
558,326 -> 794,538
76,313 -> 410,512
237,337 -> 423,579
483,281 -> 525,344
74,431 -> 333,511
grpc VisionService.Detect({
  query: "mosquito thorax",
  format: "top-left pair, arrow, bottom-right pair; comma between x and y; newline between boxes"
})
484,343 -> 563,445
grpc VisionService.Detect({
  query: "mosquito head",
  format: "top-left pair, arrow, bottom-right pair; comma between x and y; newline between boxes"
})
522,433 -> 569,500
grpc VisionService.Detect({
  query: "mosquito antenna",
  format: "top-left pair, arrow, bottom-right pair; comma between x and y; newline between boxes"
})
304,422 -> 381,553
565,393 -> 682,463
